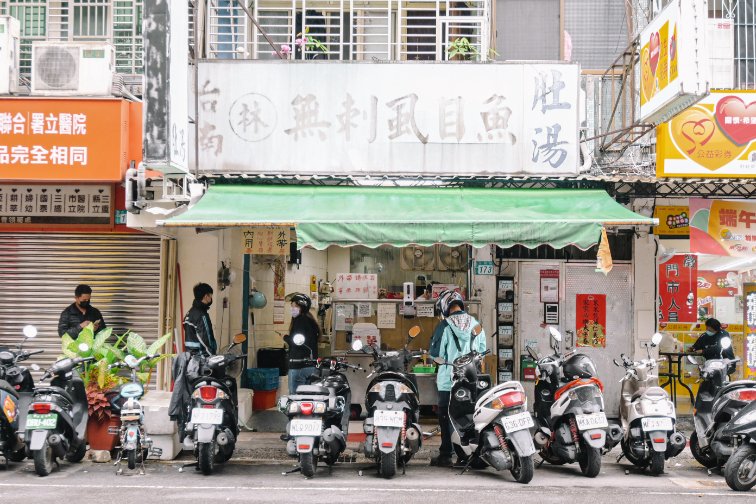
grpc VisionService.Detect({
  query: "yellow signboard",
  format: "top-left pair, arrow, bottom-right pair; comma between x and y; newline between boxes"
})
657,90 -> 756,178
242,226 -> 290,255
653,206 -> 690,236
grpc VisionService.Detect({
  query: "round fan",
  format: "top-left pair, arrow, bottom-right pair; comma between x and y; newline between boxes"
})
437,245 -> 468,271
401,246 -> 435,270
226,343 -> 245,378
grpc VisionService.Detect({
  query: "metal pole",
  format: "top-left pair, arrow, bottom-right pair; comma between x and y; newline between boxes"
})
234,0 -> 284,59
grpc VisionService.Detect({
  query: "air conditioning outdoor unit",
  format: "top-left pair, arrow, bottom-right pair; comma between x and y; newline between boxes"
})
707,18 -> 734,89
31,41 -> 115,96
0,16 -> 20,95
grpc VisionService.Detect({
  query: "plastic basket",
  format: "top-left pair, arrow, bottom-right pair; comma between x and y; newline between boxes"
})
247,368 -> 280,391
412,365 -> 436,374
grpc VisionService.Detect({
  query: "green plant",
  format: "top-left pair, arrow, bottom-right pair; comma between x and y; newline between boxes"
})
447,37 -> 479,60
295,27 -> 329,57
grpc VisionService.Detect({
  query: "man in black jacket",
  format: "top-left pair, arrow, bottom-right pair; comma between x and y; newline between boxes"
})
691,318 -> 735,361
183,283 -> 218,355
57,284 -> 106,337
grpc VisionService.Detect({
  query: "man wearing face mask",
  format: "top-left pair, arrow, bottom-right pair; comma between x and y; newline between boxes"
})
57,284 -> 107,337
283,293 -> 321,395
183,282 -> 218,355
691,318 -> 735,362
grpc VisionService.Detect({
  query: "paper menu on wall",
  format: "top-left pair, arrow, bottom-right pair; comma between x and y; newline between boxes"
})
333,273 -> 378,300
334,303 -> 355,331
417,304 -> 435,318
376,303 -> 396,329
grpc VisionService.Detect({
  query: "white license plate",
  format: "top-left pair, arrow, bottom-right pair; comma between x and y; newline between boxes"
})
190,408 -> 224,425
575,412 -> 608,431
290,419 -> 322,436
641,417 -> 673,431
26,413 -> 57,430
501,411 -> 534,433
374,410 -> 404,428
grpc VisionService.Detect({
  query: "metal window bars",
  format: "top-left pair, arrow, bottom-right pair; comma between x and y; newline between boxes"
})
204,0 -> 490,62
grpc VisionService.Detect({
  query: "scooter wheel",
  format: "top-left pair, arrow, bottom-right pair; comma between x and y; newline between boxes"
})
33,441 -> 54,477
578,444 -> 601,478
7,449 -> 26,462
511,455 -> 534,484
300,451 -> 316,478
690,432 -> 718,469
379,449 -> 397,479
725,444 -> 756,491
127,449 -> 137,470
65,442 -> 87,463
198,442 -> 215,475
648,451 -> 665,475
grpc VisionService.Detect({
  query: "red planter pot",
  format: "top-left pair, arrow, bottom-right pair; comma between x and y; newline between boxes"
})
86,416 -> 121,451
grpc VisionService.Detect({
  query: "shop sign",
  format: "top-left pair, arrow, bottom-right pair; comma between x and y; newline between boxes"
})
474,261 -> 495,275
697,270 -> 738,298
242,226 -> 290,255
639,0 -> 708,124
575,294 -> 607,348
657,91 -> 756,178
0,99 -> 129,182
197,61 -> 580,176
658,255 -> 698,323
0,184 -> 112,225
333,273 -> 378,300
653,206 -> 690,236
744,284 -> 756,374
690,199 -> 756,257
273,257 -> 286,324
540,269 -> 559,303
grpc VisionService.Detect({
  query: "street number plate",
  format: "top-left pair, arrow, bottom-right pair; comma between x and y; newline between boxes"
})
575,412 -> 608,431
26,413 -> 57,430
374,410 -> 404,428
290,419 -> 322,436
501,411 -> 534,433
641,417 -> 673,431
190,408 -> 224,425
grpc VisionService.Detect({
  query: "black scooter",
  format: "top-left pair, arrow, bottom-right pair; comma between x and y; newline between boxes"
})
722,399 -> 756,491
0,325 -> 43,464
26,343 -> 94,476
358,326 -> 424,479
179,334 -> 247,475
688,337 -> 756,469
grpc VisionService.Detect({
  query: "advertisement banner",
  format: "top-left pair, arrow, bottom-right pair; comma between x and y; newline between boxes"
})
242,226 -> 290,255
576,294 -> 607,348
697,270 -> 739,298
639,0 -> 708,124
657,91 -> 756,178
0,184 -> 112,226
653,205 -> 690,236
659,254 -> 698,323
0,99 -> 131,182
690,199 -> 756,256
744,284 -> 756,378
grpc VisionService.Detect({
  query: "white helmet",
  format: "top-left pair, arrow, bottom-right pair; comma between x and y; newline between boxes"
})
435,289 -> 464,317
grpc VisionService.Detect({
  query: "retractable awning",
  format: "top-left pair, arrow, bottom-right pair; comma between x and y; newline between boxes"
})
160,185 -> 655,250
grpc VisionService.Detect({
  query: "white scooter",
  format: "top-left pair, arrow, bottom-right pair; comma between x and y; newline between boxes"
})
614,332 -> 686,474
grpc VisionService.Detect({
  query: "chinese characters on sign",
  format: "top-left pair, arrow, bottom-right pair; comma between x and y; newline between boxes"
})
0,112 -> 89,167
241,227 -> 290,255
575,294 -> 607,348
744,284 -> 756,373
690,199 -> 756,257
540,269 -> 560,303
332,274 -> 378,300
197,62 -> 580,176
0,185 -> 112,225
658,254 -> 698,323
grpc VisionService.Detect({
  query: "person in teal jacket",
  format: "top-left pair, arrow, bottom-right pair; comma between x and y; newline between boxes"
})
430,290 -> 486,468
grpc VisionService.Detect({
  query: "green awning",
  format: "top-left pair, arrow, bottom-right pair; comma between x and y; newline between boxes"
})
160,185 -> 655,250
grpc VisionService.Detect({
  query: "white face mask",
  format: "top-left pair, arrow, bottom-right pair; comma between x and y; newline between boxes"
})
291,307 -> 300,317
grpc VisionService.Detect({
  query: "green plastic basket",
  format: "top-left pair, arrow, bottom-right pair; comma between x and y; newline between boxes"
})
413,365 -> 436,374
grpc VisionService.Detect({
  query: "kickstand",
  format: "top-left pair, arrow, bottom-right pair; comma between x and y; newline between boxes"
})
178,461 -> 198,473
402,457 -> 406,476
282,465 -> 302,475
536,456 -> 545,468
458,456 -> 473,475
616,452 -> 626,463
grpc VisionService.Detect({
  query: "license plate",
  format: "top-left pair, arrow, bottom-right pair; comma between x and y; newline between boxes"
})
290,419 -> 322,436
575,412 -> 608,431
374,410 -> 404,428
26,413 -> 57,430
190,408 -> 224,425
501,411 -> 534,433
641,417 -> 673,431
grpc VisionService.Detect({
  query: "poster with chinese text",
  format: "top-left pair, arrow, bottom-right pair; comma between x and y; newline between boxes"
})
333,273 -> 378,300
659,254 -> 698,323
745,284 -> 756,377
242,226 -> 290,255
690,199 -> 756,257
576,294 -> 607,348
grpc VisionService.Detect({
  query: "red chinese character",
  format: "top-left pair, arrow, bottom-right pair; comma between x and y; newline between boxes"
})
720,208 -> 737,227
739,210 -> 756,229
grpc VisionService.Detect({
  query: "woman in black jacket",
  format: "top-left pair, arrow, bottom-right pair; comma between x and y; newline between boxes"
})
283,293 -> 321,394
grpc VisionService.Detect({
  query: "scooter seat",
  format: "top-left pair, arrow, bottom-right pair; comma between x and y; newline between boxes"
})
632,386 -> 667,402
0,380 -> 19,399
296,385 -> 331,395
34,386 -> 74,404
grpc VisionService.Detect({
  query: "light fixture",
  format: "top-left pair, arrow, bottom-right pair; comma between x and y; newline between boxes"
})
713,256 -> 756,273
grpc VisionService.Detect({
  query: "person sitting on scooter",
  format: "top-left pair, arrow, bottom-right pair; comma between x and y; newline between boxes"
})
429,290 -> 486,468
691,318 -> 736,372
283,293 -> 321,395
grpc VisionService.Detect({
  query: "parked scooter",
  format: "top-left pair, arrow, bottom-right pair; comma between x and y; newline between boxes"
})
0,325 -> 43,464
526,327 -> 622,478
109,353 -> 163,474
278,333 -> 361,478
434,325 -> 536,483
179,334 -> 247,475
26,344 -> 94,476
357,326 -> 425,479
722,399 -> 756,491
614,332 -> 686,474
688,336 -> 756,469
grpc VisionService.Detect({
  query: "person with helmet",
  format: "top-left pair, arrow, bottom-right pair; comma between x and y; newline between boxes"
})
283,293 -> 322,395
430,289 -> 486,468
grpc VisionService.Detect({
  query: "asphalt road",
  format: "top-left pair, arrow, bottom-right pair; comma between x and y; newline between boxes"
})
0,452 -> 752,503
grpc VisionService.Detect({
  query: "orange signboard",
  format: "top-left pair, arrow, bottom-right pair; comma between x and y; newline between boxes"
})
0,98 -> 132,182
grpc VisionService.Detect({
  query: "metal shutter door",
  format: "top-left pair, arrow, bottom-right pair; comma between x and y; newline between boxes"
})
0,233 -> 161,373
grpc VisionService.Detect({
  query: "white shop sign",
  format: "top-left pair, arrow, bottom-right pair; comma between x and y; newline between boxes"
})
197,62 -> 580,176
0,185 -> 112,225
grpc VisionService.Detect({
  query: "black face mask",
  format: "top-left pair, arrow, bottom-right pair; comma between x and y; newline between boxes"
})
79,300 -> 90,308
204,300 -> 213,308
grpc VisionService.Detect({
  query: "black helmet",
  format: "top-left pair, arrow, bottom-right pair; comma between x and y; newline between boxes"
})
289,293 -> 312,312
562,354 -> 598,380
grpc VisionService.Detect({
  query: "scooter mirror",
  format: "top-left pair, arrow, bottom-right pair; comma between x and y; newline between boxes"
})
433,357 -> 445,365
408,326 -> 421,339
23,325 -> 37,339
472,325 -> 482,337
233,333 -> 247,344
125,355 -> 138,367
30,363 -> 40,371
548,326 -> 562,342
721,336 -> 732,350
351,339 -> 364,351
651,332 -> 663,346
687,355 -> 700,366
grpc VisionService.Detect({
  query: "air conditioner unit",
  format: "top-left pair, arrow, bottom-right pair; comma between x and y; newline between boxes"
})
31,41 -> 115,96
0,16 -> 20,95
707,18 -> 734,89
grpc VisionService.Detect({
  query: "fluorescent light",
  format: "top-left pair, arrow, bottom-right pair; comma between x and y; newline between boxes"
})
713,257 -> 756,273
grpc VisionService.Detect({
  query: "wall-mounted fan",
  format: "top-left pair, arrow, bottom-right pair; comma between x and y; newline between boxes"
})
217,261 -> 234,291
400,246 -> 436,271
437,245 -> 468,271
